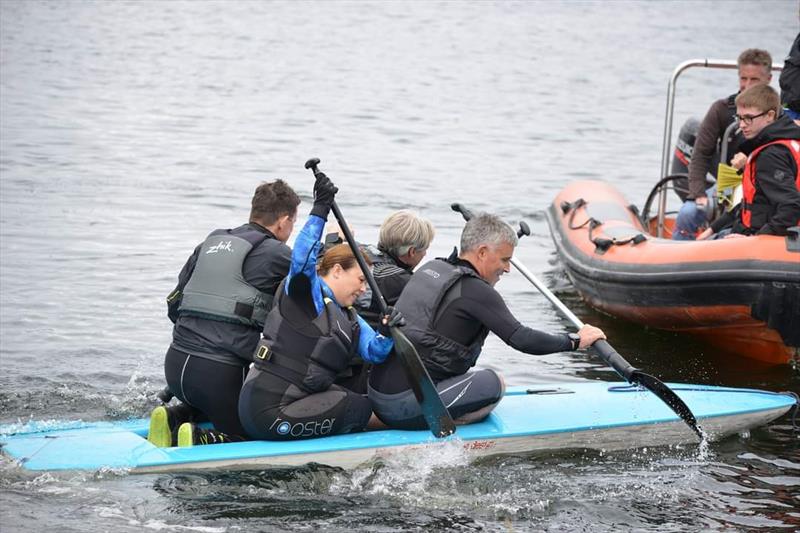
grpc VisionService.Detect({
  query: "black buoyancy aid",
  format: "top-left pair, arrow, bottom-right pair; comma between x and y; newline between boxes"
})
395,258 -> 489,379
254,288 -> 361,393
178,228 -> 272,328
741,139 -> 800,229
354,244 -> 405,327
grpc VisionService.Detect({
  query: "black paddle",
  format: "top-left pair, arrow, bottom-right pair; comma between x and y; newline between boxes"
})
304,158 -> 455,438
450,203 -> 704,440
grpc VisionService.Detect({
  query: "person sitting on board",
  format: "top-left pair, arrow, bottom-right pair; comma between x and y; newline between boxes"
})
780,32 -> 800,125
147,180 -> 300,447
672,48 -> 773,241
173,172 -> 401,445
367,212 -> 606,430
323,210 -> 435,394
698,84 -> 800,240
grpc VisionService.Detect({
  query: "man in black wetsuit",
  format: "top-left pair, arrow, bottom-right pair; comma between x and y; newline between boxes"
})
368,212 -> 606,430
147,180 -> 301,447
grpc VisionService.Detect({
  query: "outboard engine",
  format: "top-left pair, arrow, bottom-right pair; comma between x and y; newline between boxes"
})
670,117 -> 721,202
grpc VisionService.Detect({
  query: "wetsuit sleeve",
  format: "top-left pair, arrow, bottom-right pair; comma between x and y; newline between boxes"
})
687,99 -> 730,199
460,279 -> 572,355
167,244 -> 201,323
355,314 -> 394,364
286,215 -> 326,315
710,208 -> 736,234
752,148 -> 800,236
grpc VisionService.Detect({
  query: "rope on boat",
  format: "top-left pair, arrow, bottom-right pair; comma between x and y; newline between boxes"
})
561,198 -> 647,253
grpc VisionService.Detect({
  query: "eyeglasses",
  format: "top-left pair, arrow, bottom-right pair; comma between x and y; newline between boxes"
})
735,110 -> 769,125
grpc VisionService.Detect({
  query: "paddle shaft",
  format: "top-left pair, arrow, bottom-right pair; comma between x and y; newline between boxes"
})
509,256 -> 636,380
304,162 -> 388,314
304,158 -> 455,438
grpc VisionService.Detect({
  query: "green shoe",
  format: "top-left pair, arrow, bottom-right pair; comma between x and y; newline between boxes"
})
147,405 -> 172,448
177,422 -> 230,447
177,422 -> 195,447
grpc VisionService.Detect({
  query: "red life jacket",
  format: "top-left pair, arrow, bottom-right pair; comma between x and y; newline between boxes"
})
740,139 -> 800,228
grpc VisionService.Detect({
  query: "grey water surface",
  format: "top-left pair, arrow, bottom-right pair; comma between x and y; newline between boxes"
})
1,1 -> 798,531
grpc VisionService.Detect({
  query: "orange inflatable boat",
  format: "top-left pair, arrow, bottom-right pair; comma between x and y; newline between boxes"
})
546,180 -> 800,365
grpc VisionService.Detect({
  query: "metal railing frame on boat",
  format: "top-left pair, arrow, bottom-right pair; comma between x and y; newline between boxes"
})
655,59 -> 784,238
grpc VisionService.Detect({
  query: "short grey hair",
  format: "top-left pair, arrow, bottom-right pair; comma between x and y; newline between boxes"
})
378,210 -> 435,256
460,213 -> 518,253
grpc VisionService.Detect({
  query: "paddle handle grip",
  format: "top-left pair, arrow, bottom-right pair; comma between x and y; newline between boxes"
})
591,340 -> 637,381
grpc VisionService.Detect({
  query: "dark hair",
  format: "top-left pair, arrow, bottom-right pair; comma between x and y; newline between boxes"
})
250,180 -> 300,225
317,243 -> 371,276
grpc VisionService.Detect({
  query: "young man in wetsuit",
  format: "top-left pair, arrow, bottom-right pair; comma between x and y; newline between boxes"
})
147,180 -> 300,447
368,213 -> 606,430
698,84 -> 800,239
673,48 -> 773,240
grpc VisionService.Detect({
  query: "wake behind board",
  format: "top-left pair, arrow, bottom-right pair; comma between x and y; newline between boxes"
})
1,382 -> 795,473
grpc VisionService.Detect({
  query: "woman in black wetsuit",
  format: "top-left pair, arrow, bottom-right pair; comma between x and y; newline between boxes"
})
212,172 -> 397,444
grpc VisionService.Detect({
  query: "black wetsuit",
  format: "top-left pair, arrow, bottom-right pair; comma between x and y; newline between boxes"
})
165,223 -> 291,437
238,215 -> 393,441
370,258 -> 571,393
369,257 -> 572,429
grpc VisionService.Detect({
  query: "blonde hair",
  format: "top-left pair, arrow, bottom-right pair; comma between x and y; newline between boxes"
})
378,210 -> 435,257
736,84 -> 780,115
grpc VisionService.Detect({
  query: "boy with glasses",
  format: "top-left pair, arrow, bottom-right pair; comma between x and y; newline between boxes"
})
672,48 -> 773,240
698,84 -> 800,239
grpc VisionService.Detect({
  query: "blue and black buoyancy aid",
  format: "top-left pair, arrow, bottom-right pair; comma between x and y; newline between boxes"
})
254,287 -> 361,393
178,228 -> 273,328
395,258 -> 489,379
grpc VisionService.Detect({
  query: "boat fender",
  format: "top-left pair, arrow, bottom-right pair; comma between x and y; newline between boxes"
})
786,226 -> 800,253
751,282 -> 800,347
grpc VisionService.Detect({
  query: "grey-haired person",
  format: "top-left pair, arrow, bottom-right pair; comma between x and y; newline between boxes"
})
368,213 -> 605,430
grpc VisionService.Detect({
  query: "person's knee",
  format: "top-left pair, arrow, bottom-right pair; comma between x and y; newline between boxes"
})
673,201 -> 704,240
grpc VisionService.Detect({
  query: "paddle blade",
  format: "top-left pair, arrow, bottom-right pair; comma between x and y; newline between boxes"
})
592,340 -> 702,439
631,371 -> 704,440
391,327 -> 456,438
